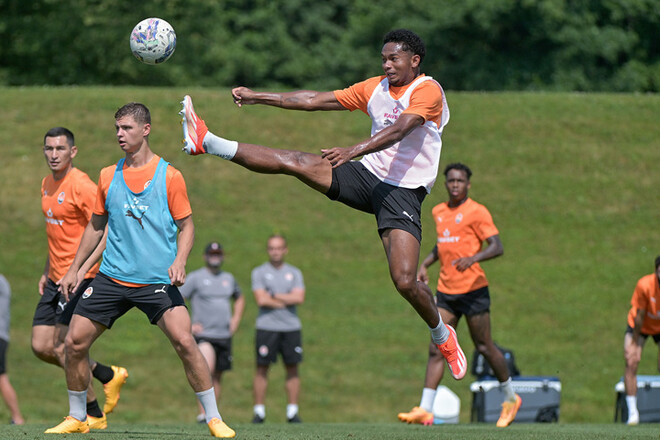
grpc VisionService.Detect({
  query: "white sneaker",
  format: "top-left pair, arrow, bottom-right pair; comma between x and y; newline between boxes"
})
627,412 -> 639,425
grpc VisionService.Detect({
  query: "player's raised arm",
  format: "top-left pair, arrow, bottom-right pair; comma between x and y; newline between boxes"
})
232,87 -> 345,111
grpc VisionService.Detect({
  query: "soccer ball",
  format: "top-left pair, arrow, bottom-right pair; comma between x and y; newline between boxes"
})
129,18 -> 176,65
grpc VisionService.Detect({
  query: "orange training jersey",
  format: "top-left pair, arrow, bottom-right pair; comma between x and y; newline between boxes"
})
627,273 -> 660,335
334,74 -> 444,127
94,155 -> 192,220
41,168 -> 100,281
432,198 -> 499,295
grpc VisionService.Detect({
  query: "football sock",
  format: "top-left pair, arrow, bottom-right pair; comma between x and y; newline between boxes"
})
626,395 -> 638,415
430,321 -> 450,345
253,404 -> 266,419
195,388 -> 222,423
68,389 -> 87,421
420,388 -> 436,413
286,404 -> 299,419
204,131 -> 238,160
500,377 -> 517,402
91,362 -> 114,384
86,399 -> 103,418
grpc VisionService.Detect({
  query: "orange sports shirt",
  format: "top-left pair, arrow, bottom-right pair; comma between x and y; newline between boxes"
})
432,198 -> 499,295
627,273 -> 660,335
334,74 -> 444,126
94,155 -> 192,287
41,168 -> 100,281
94,155 -> 191,220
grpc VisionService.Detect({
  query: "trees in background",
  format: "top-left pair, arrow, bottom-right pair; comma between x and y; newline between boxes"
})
1,0 -> 658,91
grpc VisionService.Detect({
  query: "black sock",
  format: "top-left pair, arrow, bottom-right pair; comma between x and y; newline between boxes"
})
92,362 -> 115,384
86,400 -> 104,418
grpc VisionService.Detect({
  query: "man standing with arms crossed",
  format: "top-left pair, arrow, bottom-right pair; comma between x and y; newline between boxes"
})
46,104 -> 235,437
251,235 -> 305,424
35,127 -> 128,429
179,29 -> 466,382
398,163 -> 521,427
180,241 -> 245,423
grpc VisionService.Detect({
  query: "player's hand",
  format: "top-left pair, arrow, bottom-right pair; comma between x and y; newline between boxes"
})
191,323 -> 203,335
57,270 -> 78,302
168,262 -> 187,286
321,147 -> 353,168
231,87 -> 255,107
417,266 -> 429,284
38,274 -> 48,296
625,339 -> 643,364
452,256 -> 475,272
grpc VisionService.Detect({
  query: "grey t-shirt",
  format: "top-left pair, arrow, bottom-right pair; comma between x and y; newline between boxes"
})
252,262 -> 304,332
0,275 -> 11,341
179,267 -> 241,339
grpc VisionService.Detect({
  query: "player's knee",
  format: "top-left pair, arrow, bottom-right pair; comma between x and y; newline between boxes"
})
392,272 -> 417,296
31,338 -> 52,360
64,333 -> 89,359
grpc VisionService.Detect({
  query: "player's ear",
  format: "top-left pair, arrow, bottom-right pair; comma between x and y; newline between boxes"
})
143,123 -> 151,137
70,145 -> 78,159
410,54 -> 421,69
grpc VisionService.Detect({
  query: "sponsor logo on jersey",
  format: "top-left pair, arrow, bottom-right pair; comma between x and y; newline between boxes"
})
437,228 -> 460,243
45,208 -> 64,225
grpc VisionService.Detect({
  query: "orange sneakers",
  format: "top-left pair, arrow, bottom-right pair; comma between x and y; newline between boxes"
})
397,406 -> 434,425
436,325 -> 467,380
45,416 -> 90,434
180,95 -> 209,155
208,417 -> 236,438
496,394 -> 522,427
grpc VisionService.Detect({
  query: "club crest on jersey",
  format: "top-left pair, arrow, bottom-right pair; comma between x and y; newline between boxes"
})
285,272 -> 294,281
455,213 -> 463,224
82,286 -> 93,299
57,191 -> 66,204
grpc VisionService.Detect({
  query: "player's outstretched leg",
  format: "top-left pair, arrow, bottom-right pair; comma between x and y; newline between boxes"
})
435,325 -> 467,380
180,95 -> 238,160
103,365 -> 129,414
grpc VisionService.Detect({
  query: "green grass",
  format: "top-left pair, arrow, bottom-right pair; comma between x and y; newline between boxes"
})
0,87 -> 659,427
1,423 -> 659,440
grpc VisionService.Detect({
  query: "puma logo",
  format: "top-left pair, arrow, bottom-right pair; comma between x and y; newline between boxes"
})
155,285 -> 168,294
125,210 -> 144,229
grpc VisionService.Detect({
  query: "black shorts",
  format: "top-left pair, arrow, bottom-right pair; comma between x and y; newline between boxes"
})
625,325 -> 660,344
73,272 -> 185,329
194,336 -> 233,372
32,278 -> 94,326
0,338 -> 7,375
325,161 -> 426,242
255,329 -> 303,366
436,286 -> 491,320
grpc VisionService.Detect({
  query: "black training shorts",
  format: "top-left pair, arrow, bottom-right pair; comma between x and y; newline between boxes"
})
255,329 -> 303,366
436,285 -> 491,320
625,325 -> 660,344
73,272 -> 185,328
194,336 -> 233,372
0,338 -> 7,375
33,278 -> 95,326
325,161 -> 426,242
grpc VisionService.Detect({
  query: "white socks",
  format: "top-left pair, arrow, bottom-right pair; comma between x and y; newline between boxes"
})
420,388 -> 436,413
196,388 -> 222,423
500,377 -> 517,402
204,131 -> 238,160
430,321 -> 450,345
286,404 -> 299,419
253,404 -> 266,419
626,395 -> 638,419
68,390 -> 87,421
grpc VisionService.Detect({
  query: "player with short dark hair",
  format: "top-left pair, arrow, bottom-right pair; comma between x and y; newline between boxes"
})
180,241 -> 245,423
36,126 -> 128,430
398,163 -> 521,427
47,104 -> 235,438
622,255 -> 660,425
179,29 -> 466,384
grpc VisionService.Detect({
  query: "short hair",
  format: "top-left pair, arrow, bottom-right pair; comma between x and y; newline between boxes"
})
44,127 -> 74,147
268,234 -> 287,246
655,255 -> 660,270
115,102 -> 151,125
383,29 -> 426,63
443,163 -> 472,180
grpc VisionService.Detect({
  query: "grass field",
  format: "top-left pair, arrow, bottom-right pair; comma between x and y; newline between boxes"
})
0,87 -> 659,428
1,422 -> 659,440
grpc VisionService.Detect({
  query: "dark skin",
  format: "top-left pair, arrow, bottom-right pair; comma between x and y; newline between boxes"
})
417,168 -> 511,386
228,41 -> 441,328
